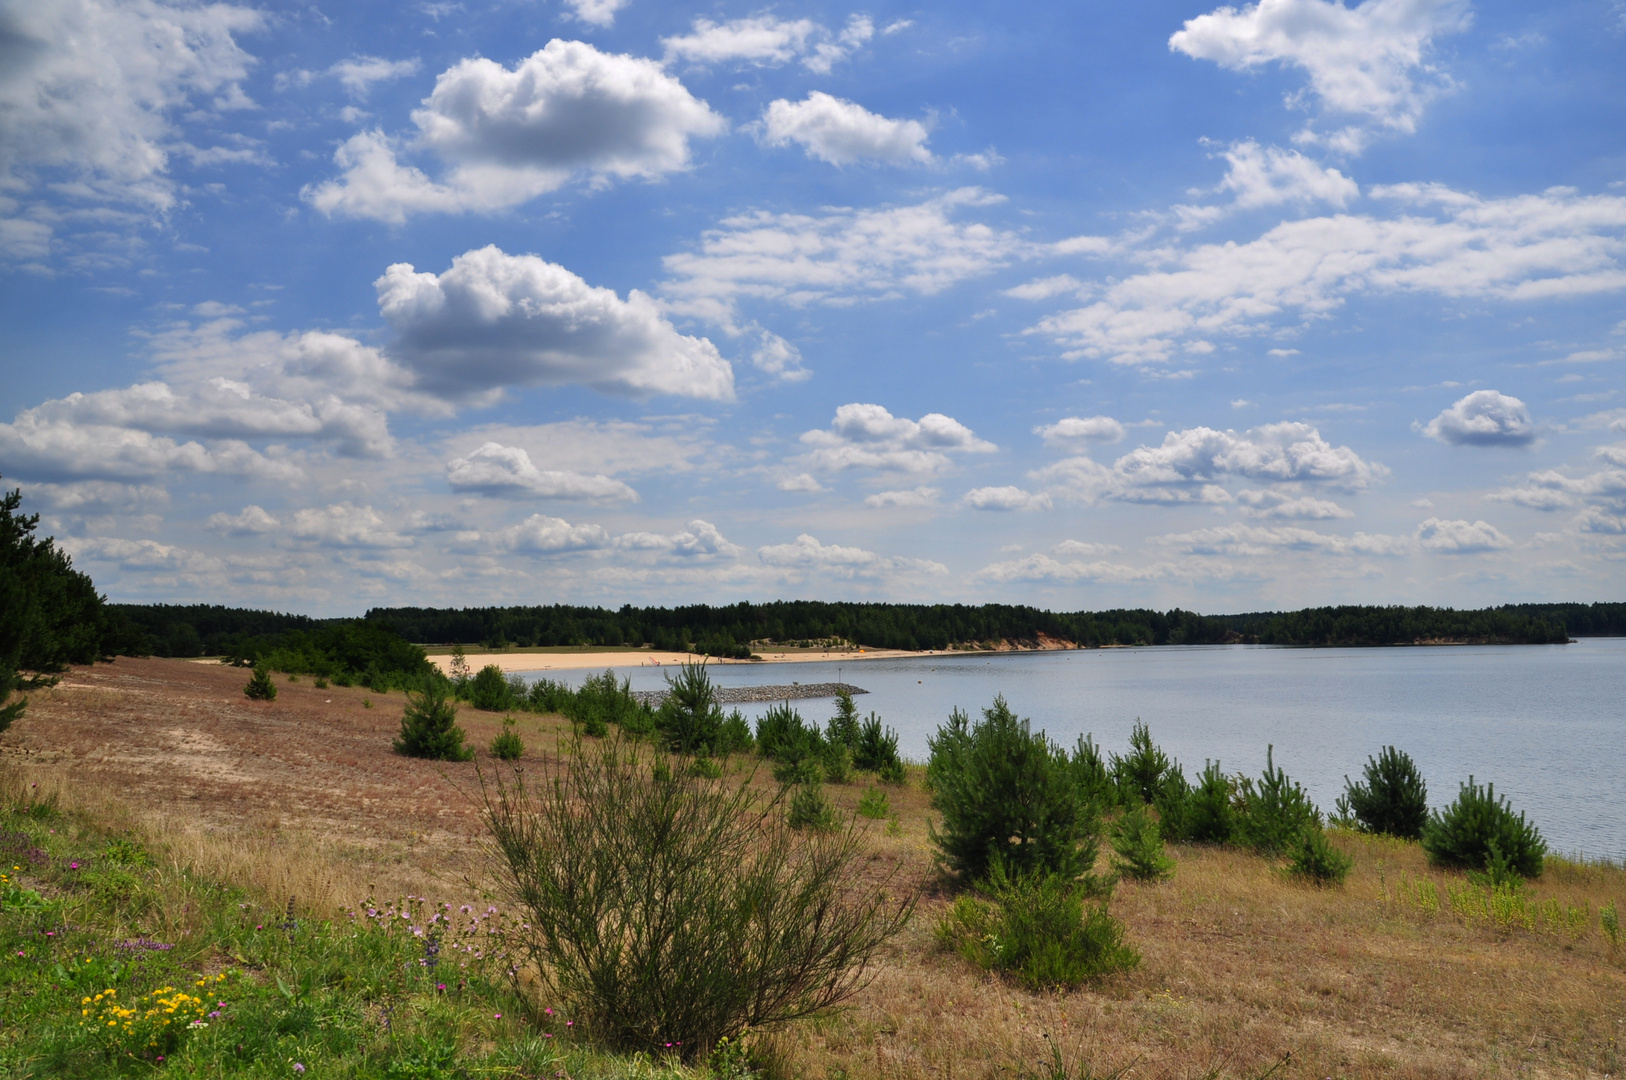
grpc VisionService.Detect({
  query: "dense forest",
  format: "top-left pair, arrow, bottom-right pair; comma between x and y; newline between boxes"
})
360,601 -> 1583,651
99,600 -> 1601,659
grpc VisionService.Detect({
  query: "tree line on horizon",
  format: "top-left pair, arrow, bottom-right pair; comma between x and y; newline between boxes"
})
101,597 -> 1604,661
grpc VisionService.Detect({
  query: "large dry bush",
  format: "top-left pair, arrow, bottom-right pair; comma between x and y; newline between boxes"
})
479,734 -> 915,1061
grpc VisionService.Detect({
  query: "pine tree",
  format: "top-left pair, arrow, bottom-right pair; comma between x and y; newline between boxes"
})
395,680 -> 474,761
243,666 -> 278,701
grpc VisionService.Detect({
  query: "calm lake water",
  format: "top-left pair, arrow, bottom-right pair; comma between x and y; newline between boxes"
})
525,638 -> 1626,861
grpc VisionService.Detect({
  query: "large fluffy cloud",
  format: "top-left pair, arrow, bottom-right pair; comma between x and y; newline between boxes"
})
1421,390 -> 1537,447
1414,517 -> 1513,553
305,40 -> 726,221
1034,422 -> 1382,506
759,93 -> 931,166
661,14 -> 874,73
377,245 -> 735,400
662,188 -> 1026,327
446,441 -> 638,502
1034,416 -> 1125,447
1169,0 -> 1471,151
1027,184 -> 1626,366
798,404 -> 996,474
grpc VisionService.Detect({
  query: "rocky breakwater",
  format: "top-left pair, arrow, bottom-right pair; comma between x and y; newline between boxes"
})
631,682 -> 867,708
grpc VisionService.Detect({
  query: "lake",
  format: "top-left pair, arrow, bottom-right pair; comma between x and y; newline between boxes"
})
525,637 -> 1626,861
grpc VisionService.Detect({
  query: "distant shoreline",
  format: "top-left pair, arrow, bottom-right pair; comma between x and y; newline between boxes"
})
423,646 -> 935,674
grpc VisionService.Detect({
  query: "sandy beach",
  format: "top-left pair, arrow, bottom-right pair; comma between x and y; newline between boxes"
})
423,646 -> 932,675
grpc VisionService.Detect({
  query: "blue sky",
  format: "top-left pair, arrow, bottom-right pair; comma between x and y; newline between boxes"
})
3,0 -> 1625,616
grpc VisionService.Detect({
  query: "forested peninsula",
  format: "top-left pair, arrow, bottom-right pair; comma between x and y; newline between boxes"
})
103,599 -> 1621,659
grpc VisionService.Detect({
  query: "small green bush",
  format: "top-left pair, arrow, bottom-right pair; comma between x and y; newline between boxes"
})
1152,764 -> 1192,843
715,708 -> 755,755
857,785 -> 890,820
1288,828 -> 1353,885
757,701 -> 820,762
788,781 -> 838,831
772,756 -> 823,786
936,862 -> 1138,990
927,697 -> 1100,885
1422,776 -> 1545,878
394,681 -> 473,761
481,732 -> 913,1059
1068,735 -> 1116,810
854,711 -> 903,776
1338,745 -> 1429,840
1109,805 -> 1174,882
490,716 -> 524,761
827,691 -> 861,749
1234,747 -> 1320,855
821,741 -> 853,784
243,665 -> 277,701
656,662 -> 726,755
1110,720 -> 1169,806
1187,759 -> 1235,845
313,676 -> 329,689
1602,901 -> 1620,947
468,664 -> 510,711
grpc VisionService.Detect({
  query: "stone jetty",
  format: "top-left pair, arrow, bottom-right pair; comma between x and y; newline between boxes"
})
630,682 -> 866,709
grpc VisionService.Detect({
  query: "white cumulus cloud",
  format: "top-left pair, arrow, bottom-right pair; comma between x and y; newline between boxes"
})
562,0 -> 629,28
207,505 -> 280,535
661,14 -> 874,73
864,486 -> 939,508
304,40 -> 726,221
760,93 -> 931,166
662,188 -> 1025,328
290,503 -> 413,548
962,486 -> 1053,512
1415,517 -> 1514,553
1421,390 -> 1537,447
445,442 -> 639,502
377,245 -> 734,401
613,519 -> 741,558
799,403 -> 996,474
486,513 -> 612,554
1034,416 -> 1125,447
1169,0 -> 1472,150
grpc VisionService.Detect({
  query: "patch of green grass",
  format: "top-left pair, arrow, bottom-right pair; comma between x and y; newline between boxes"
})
0,797 -> 732,1078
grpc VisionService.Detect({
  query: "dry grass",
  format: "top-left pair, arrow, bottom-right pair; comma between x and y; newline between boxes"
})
5,656 -> 1624,1078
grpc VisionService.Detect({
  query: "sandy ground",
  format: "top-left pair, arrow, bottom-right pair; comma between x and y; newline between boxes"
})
423,646 -> 936,674
9,655 -> 1623,1078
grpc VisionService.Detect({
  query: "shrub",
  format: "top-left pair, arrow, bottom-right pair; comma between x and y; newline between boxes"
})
570,669 -> 647,736
243,666 -> 277,701
1068,735 -> 1116,810
656,662 -> 725,755
1152,764 -> 1192,843
394,681 -> 474,761
1109,720 -> 1169,805
1338,746 -> 1429,840
820,741 -> 853,784
1187,760 -> 1235,845
855,711 -> 903,777
1421,776 -> 1545,879
1234,747 -> 1320,855
935,862 -> 1137,990
468,664 -> 511,711
1289,828 -> 1353,885
527,677 -> 574,714
479,733 -> 914,1059
756,701 -> 818,762
1110,805 -> 1174,882
857,786 -> 890,820
827,691 -> 861,749
313,676 -> 329,690
927,697 -> 1100,885
787,781 -> 838,831
1603,901 -> 1620,948
490,717 -> 524,761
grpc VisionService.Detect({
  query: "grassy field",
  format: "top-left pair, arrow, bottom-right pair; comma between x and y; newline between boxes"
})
2,657 -> 1623,1078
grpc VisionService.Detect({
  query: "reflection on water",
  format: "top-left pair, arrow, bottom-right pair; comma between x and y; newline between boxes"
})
525,638 -> 1626,861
